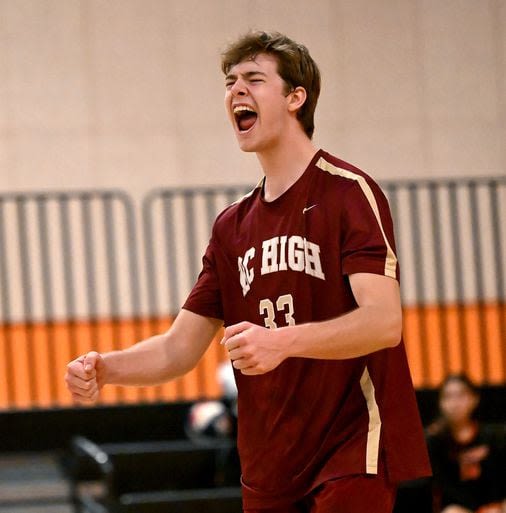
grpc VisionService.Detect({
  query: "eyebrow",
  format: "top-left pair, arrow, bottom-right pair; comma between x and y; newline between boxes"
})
225,70 -> 267,82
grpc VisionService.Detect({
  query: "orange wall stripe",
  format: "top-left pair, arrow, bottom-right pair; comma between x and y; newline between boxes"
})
0,303 -> 504,410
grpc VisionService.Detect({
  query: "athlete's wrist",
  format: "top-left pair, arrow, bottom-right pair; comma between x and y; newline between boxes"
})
279,322 -> 319,360
277,324 -> 301,360
101,351 -> 119,385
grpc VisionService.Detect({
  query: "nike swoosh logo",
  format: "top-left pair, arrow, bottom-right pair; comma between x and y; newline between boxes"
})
302,204 -> 317,214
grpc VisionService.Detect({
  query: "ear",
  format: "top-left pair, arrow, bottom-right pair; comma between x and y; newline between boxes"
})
287,86 -> 307,113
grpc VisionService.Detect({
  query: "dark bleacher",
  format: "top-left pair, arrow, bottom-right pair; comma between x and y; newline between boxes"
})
0,402 -> 191,452
66,436 -> 241,513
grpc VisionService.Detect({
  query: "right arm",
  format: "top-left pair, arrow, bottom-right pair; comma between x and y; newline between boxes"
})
65,309 -> 222,403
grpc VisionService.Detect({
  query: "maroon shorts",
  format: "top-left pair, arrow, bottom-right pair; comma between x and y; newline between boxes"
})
244,472 -> 397,513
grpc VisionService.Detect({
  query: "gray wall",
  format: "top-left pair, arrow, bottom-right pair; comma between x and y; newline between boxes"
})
1,0 -> 505,202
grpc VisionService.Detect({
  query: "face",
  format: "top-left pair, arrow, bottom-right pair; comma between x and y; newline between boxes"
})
224,53 -> 297,153
439,379 -> 478,425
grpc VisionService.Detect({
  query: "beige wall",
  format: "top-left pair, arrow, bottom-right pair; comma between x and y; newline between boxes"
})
1,0 -> 505,201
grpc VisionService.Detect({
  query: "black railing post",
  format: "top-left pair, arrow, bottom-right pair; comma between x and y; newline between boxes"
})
0,198 -> 15,406
36,196 -> 58,403
488,180 -> 506,377
448,182 -> 469,374
468,181 -> 488,380
16,196 -> 37,404
428,182 -> 450,377
408,183 -> 430,386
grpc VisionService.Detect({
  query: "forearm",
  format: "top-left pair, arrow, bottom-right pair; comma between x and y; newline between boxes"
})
282,303 -> 402,360
101,333 -> 189,386
66,310 -> 221,401
100,310 -> 221,387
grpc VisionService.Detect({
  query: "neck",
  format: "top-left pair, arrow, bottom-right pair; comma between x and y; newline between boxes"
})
256,130 -> 317,202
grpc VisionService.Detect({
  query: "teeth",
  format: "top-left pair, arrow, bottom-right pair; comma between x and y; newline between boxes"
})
233,105 -> 256,115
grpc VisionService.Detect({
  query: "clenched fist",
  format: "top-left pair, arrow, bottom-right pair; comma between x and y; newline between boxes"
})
65,351 -> 105,403
221,321 -> 288,375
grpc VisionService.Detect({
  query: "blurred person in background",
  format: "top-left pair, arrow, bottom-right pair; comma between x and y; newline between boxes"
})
427,374 -> 505,513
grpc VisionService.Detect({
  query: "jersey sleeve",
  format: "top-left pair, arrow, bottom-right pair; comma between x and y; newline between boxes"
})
182,239 -> 224,321
340,179 -> 399,280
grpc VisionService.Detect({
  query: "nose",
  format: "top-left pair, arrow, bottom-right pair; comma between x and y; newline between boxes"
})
230,78 -> 247,97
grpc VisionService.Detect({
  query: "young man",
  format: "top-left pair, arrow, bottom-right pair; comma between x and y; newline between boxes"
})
65,31 -> 431,512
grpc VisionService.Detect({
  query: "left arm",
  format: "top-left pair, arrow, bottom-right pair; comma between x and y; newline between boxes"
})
223,272 -> 402,375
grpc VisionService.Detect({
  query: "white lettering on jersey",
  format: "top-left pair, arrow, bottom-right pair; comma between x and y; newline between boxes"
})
304,240 -> 325,279
278,235 -> 288,271
238,247 -> 255,296
261,237 -> 279,274
288,235 -> 305,272
240,236 -> 325,296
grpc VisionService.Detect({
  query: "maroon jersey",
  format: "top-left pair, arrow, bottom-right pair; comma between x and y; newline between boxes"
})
183,149 -> 431,508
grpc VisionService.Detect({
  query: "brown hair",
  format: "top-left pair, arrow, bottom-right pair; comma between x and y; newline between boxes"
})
221,31 -> 321,139
439,373 -> 479,399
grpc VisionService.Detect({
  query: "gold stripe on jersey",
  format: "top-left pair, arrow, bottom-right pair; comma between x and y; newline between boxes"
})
316,157 -> 397,279
360,366 -> 381,474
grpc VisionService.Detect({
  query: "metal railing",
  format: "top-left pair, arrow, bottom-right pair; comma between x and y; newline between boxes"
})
384,177 -> 505,384
0,190 -> 141,406
141,186 -> 254,316
0,176 -> 504,409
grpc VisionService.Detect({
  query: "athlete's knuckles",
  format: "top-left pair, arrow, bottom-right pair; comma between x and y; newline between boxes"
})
66,361 -> 78,370
67,377 -> 81,389
236,332 -> 248,342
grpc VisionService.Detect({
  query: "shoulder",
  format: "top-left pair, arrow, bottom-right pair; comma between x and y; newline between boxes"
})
314,150 -> 386,199
313,150 -> 389,210
314,151 -> 376,183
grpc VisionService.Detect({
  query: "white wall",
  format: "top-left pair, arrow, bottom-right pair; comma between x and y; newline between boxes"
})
1,0 -> 505,202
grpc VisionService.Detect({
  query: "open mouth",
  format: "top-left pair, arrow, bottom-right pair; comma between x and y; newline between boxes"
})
233,105 -> 258,132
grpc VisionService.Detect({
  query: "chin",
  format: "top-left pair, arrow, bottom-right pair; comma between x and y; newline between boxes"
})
239,145 -> 258,153
236,135 -> 259,153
